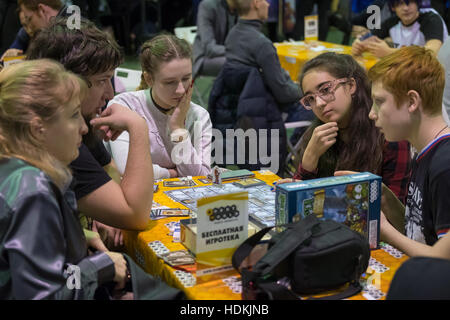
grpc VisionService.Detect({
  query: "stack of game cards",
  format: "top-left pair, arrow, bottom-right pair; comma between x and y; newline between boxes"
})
151,208 -> 191,220
233,178 -> 265,188
159,250 -> 195,267
163,180 -> 196,188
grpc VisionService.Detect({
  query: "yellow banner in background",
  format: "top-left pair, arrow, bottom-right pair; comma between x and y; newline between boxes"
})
304,15 -> 318,42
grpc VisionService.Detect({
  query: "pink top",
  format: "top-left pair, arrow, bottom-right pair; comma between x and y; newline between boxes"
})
106,90 -> 212,179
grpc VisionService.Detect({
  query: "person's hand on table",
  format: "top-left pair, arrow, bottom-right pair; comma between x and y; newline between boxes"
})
0,49 -> 23,62
84,228 -> 109,252
168,168 -> 179,178
352,38 -> 367,56
379,210 -> 394,242
271,178 -> 301,191
365,37 -> 395,58
351,25 -> 369,39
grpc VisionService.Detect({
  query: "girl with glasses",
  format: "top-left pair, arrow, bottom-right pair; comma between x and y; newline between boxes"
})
276,52 -> 411,204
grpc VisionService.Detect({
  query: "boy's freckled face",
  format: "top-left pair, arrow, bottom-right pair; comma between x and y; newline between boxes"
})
370,81 -> 410,142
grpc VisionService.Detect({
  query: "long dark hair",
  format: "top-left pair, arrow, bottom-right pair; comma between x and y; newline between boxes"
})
297,52 -> 384,177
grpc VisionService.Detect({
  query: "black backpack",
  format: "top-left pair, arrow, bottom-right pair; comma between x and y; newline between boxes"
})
232,214 -> 370,300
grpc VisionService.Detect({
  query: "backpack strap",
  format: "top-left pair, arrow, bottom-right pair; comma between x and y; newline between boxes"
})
232,214 -> 320,275
254,214 -> 321,276
306,281 -> 362,300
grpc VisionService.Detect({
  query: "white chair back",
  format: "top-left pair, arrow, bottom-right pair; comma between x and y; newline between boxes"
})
114,67 -> 143,93
174,26 -> 198,45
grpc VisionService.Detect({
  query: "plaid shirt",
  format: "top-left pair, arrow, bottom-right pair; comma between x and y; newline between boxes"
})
294,140 -> 411,204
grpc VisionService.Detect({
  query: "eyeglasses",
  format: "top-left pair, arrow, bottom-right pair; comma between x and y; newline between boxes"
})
300,78 -> 350,110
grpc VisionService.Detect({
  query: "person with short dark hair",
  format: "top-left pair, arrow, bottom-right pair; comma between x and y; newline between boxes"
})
26,18 -> 154,235
352,0 -> 447,57
1,0 -> 67,60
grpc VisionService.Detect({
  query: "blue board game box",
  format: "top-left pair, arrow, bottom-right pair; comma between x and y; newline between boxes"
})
275,172 -> 381,249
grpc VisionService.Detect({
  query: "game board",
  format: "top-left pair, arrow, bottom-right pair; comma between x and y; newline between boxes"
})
164,183 -> 276,228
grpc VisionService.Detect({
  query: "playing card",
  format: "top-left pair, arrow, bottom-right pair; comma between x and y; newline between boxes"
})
233,178 -> 265,188
163,180 -> 197,187
159,208 -> 191,218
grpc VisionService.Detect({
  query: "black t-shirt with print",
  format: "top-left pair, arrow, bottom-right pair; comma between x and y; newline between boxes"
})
372,11 -> 444,47
405,135 -> 450,245
69,142 -> 112,200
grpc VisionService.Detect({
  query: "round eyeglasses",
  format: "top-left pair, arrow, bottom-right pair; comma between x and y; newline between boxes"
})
300,78 -> 350,110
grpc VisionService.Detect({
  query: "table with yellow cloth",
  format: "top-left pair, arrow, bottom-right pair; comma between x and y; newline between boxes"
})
275,41 -> 378,82
123,171 -> 407,300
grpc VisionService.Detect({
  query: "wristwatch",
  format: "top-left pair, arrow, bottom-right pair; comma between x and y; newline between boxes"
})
170,128 -> 189,143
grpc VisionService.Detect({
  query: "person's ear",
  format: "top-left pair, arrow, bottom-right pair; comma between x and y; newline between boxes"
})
406,90 -> 421,113
348,77 -> 357,96
30,117 -> 46,142
36,3 -> 46,16
143,71 -> 153,87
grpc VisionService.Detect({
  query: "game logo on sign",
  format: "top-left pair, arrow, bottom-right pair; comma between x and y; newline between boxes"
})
196,191 -> 248,283
275,172 -> 381,249
304,15 -> 318,42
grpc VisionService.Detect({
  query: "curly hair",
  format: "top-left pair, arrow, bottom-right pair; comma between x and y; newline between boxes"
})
297,52 -> 385,177
26,17 -> 123,79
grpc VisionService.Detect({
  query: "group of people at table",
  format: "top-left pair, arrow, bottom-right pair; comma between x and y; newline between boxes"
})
1,0 -> 450,299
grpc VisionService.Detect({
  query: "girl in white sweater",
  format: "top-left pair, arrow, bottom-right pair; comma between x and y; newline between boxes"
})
107,34 -> 212,179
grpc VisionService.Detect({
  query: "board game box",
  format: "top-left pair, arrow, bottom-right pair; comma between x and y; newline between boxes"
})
275,172 -> 381,249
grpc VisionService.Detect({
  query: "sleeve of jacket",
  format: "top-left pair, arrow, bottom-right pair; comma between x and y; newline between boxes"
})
197,1 -> 226,58
9,28 -> 29,51
4,191 -> 115,299
255,41 -> 302,104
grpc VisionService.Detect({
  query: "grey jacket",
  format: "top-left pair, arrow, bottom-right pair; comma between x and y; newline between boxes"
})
0,158 -> 115,299
192,0 -> 237,77
225,19 -> 302,105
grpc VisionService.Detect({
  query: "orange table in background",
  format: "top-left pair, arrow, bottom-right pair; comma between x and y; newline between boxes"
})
275,41 -> 378,82
123,171 -> 407,300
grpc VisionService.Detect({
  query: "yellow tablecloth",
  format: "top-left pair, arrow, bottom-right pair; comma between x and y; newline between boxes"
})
123,171 -> 407,300
275,41 -> 378,82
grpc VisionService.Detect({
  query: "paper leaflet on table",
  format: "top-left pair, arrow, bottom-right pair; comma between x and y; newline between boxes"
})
195,191 -> 248,283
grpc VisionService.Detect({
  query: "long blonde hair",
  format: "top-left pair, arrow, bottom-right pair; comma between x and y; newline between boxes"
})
0,59 -> 87,188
